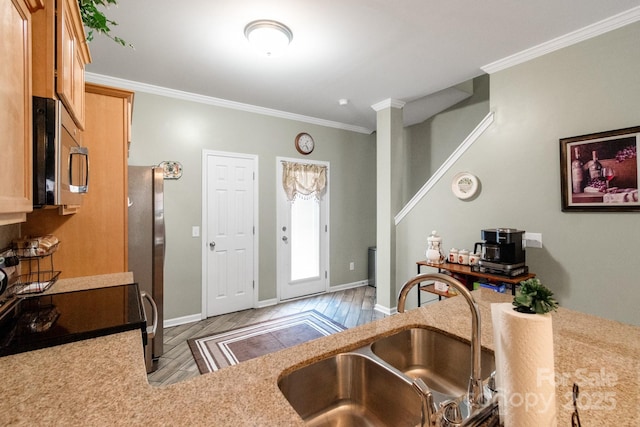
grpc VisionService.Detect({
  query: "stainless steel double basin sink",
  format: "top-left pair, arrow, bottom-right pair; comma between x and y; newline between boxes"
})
277,326 -> 495,427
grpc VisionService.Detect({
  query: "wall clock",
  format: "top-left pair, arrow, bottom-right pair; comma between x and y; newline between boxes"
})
295,132 -> 315,155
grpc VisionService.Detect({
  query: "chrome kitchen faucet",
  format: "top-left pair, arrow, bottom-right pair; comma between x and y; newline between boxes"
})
398,273 -> 490,425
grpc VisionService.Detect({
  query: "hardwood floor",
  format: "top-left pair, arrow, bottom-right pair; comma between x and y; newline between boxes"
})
147,285 -> 385,387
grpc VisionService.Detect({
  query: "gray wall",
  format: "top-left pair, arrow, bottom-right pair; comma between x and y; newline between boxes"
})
128,94 -> 376,320
404,75 -> 490,204
396,22 -> 640,325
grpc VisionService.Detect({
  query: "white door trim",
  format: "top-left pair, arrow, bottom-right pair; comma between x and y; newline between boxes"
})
201,150 -> 259,319
276,156 -> 330,302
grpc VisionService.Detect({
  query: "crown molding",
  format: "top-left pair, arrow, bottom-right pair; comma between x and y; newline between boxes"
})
84,72 -> 374,134
371,98 -> 406,111
482,6 -> 640,74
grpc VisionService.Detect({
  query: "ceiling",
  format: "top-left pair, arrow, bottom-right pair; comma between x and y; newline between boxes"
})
85,1 -> 640,134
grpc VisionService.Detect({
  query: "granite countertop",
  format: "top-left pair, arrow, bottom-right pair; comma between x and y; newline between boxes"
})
41,272 -> 134,294
1,282 -> 638,426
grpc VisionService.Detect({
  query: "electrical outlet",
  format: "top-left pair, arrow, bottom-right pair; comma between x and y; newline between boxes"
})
192,226 -> 200,238
523,232 -> 542,248
349,262 -> 355,271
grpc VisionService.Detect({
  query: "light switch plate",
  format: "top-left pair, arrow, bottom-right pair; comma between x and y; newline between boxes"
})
192,226 -> 200,237
523,232 -> 542,248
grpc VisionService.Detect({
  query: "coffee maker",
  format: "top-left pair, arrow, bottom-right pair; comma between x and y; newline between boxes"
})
474,228 -> 528,276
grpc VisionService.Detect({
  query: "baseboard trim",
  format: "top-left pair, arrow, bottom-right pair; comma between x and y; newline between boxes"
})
257,298 -> 278,309
165,280 -> 372,327
374,304 -> 397,316
327,280 -> 370,292
164,313 -> 201,328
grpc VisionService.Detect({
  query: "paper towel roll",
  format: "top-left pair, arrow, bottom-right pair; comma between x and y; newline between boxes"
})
491,303 -> 557,427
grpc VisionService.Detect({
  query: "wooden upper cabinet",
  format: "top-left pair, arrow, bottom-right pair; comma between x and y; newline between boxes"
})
32,0 -> 91,129
0,0 -> 33,225
57,0 -> 89,127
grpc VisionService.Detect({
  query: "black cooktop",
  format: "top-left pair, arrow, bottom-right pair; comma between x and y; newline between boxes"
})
0,283 -> 147,357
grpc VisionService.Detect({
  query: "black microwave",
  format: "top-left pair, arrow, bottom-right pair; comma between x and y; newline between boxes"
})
32,97 -> 89,207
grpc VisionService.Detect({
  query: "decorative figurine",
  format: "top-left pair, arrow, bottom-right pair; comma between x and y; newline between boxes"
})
426,230 -> 445,264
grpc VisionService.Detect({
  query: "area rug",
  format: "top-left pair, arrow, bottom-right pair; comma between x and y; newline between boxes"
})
188,310 -> 345,374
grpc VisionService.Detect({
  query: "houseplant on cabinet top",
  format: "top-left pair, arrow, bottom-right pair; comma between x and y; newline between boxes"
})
78,0 -> 132,47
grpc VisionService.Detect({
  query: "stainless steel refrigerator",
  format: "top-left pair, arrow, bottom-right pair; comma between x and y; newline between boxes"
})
128,166 -> 165,373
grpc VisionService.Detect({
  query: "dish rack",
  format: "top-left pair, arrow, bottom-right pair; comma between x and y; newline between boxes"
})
10,242 -> 61,296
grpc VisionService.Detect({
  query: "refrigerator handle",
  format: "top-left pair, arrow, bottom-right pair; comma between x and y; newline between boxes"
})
140,291 -> 159,339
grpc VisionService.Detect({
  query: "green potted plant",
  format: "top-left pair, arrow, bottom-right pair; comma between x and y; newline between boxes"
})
78,0 -> 132,47
513,278 -> 558,314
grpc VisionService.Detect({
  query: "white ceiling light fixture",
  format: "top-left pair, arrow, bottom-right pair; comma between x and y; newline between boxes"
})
244,20 -> 293,57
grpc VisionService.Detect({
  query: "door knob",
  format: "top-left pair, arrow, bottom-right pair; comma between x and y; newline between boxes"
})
282,236 -> 288,242
209,241 -> 216,249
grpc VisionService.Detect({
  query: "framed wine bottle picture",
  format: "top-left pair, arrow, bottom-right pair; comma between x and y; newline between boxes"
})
560,126 -> 639,212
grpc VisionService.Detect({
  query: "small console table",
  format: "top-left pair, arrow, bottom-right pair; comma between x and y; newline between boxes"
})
416,260 -> 536,306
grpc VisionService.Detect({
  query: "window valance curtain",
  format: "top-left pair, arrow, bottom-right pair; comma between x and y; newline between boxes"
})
282,161 -> 327,201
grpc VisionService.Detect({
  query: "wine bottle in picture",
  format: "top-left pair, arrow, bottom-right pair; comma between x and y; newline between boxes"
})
589,150 -> 602,180
571,147 -> 584,193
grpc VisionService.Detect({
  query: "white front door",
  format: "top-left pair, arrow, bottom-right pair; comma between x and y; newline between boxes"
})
202,151 -> 257,317
277,158 -> 329,300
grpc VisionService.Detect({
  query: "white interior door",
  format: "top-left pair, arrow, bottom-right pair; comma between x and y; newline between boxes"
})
203,151 -> 257,317
277,158 -> 329,300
